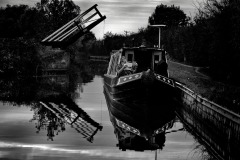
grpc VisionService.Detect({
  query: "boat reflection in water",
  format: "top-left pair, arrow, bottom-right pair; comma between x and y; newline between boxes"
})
104,89 -> 176,151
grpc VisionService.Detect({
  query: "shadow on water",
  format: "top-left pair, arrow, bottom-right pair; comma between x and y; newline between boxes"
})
0,61 -> 107,142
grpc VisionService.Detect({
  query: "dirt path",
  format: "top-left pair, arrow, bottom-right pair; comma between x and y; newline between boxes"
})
168,61 -> 210,80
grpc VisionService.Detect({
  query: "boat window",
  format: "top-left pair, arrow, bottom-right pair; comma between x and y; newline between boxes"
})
127,54 -> 133,62
153,51 -> 162,70
125,51 -> 134,62
154,55 -> 160,63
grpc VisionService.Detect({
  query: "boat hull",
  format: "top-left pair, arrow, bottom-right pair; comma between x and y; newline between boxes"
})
103,70 -> 176,106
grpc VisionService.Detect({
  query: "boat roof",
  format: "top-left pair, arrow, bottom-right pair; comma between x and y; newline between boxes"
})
122,46 -> 165,51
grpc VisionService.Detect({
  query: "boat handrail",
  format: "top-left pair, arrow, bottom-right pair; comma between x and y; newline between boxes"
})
104,74 -> 117,78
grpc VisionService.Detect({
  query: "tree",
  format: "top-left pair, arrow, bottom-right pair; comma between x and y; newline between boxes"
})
148,4 -> 190,28
103,32 -> 126,54
36,0 -> 80,34
194,0 -> 240,83
0,1 -> 82,76
19,7 -> 49,39
0,5 -> 29,38
0,1 -> 80,40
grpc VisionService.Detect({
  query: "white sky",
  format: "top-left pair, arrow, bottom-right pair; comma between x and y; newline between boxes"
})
0,0 -> 202,39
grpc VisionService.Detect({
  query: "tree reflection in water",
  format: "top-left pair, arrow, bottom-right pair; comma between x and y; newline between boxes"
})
30,94 -> 103,142
0,60 -> 107,105
0,61 -> 108,142
30,102 -> 66,141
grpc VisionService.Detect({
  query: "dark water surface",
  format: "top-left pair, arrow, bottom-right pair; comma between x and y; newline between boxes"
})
0,60 -> 216,160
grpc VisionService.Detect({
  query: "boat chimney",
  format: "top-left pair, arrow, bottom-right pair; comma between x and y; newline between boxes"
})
149,24 -> 166,49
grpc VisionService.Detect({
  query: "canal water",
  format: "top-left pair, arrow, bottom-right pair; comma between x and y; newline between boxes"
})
0,60 -> 231,160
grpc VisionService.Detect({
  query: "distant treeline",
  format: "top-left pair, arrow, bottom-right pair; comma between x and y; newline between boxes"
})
91,0 -> 240,85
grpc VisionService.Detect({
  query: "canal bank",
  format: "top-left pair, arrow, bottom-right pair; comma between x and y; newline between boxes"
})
173,79 -> 240,160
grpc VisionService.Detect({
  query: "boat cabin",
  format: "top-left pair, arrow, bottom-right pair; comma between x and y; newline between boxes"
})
106,47 -> 167,77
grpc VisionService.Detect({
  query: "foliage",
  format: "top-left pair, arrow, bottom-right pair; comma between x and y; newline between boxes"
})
160,0 -> 240,84
90,32 -> 126,56
148,4 -> 190,28
192,0 -> 240,84
0,38 -> 40,76
35,0 -> 80,38
90,29 -> 151,56
0,5 -> 29,38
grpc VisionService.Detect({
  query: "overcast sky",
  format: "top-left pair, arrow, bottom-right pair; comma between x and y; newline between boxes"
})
0,0 -> 202,39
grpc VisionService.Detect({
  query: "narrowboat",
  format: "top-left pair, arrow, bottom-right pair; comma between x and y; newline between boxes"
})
103,46 -> 176,105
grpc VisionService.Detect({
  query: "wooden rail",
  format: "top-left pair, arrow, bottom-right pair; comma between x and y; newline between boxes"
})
175,81 -> 240,124
174,82 -> 240,160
